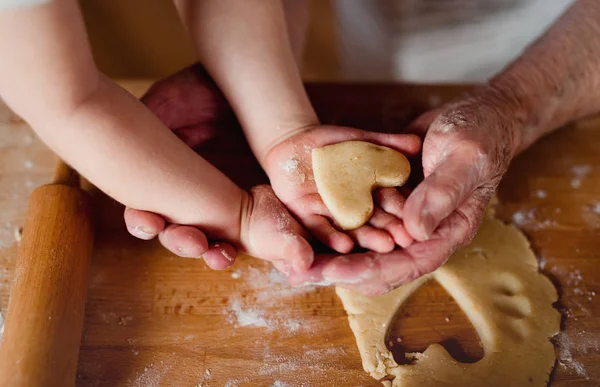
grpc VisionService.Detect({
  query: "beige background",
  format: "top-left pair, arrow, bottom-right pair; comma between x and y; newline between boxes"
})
79,0 -> 340,80
79,0 -> 571,82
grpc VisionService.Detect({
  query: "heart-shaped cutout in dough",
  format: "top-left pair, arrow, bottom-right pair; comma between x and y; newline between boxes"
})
336,216 -> 560,386
312,141 -> 410,230
386,278 -> 484,365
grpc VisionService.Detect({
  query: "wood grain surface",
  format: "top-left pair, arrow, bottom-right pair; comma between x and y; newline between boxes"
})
0,183 -> 93,386
0,81 -> 598,386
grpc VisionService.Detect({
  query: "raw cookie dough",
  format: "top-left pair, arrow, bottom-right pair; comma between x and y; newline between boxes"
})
312,141 -> 410,230
336,215 -> 560,386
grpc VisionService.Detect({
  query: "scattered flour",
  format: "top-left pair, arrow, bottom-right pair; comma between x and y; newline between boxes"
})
257,347 -> 346,379
13,227 -> 22,243
196,367 -> 213,387
231,269 -> 242,279
570,164 -> 592,189
117,316 -> 133,326
23,160 -> 33,169
511,208 -> 558,230
224,378 -> 249,387
0,222 -> 18,249
228,299 -> 269,329
535,189 -> 547,199
537,255 -> 547,271
0,311 -> 4,341
555,331 -> 596,380
548,264 -> 599,380
593,202 -> 600,214
285,320 -> 302,332
282,158 -> 299,173
512,209 -> 533,226
225,266 -> 320,333
133,363 -> 171,387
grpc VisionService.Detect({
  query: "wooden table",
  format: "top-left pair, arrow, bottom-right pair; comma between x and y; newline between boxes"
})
0,82 -> 598,386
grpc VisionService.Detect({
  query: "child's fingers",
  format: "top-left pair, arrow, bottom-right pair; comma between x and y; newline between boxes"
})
347,225 -> 395,253
124,207 -> 165,240
374,188 -> 406,219
369,208 -> 414,248
158,224 -> 209,258
202,243 -> 237,270
302,214 -> 354,254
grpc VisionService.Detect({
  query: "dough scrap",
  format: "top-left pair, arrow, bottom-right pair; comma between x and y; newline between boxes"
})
312,141 -> 410,230
336,216 -> 560,386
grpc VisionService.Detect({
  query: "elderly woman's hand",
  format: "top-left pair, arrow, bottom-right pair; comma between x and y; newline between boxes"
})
288,86 -> 524,295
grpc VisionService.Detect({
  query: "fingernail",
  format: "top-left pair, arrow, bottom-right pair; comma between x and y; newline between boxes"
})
132,226 -> 154,240
420,209 -> 436,239
215,244 -> 235,262
176,246 -> 193,258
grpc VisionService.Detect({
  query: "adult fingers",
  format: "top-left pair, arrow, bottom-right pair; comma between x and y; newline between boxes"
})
403,146 -> 485,242
311,189 -> 491,295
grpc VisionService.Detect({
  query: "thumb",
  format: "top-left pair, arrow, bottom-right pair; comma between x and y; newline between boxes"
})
403,150 -> 484,241
243,186 -> 314,273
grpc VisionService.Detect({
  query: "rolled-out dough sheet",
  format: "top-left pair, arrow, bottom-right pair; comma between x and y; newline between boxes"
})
336,215 -> 560,386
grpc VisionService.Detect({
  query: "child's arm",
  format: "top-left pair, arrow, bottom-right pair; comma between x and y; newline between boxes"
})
174,0 -> 421,254
0,0 -> 312,271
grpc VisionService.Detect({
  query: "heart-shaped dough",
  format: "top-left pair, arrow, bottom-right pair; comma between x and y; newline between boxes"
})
312,141 -> 410,230
336,215 -> 560,386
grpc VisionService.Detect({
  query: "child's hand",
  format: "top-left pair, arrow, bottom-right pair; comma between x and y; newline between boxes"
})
262,126 -> 421,254
123,65 -> 313,272
124,64 -> 238,269
125,185 -> 313,274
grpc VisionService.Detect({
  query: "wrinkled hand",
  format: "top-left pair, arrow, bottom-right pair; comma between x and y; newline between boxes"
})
262,126 -> 421,254
288,88 -> 521,295
124,64 -> 239,269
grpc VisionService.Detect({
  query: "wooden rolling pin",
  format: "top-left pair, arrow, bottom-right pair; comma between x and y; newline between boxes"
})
0,161 -> 94,386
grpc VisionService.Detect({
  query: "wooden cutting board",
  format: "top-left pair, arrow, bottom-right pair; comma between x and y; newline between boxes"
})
0,81 -> 598,386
